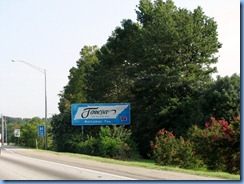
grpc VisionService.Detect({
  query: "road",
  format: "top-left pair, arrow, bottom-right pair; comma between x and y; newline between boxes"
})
0,145 -> 225,180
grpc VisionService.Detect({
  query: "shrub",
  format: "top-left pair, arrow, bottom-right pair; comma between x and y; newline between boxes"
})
99,133 -> 121,158
151,129 -> 177,165
151,129 -> 204,169
77,135 -> 99,156
75,125 -> 139,160
98,126 -> 139,160
188,116 -> 240,174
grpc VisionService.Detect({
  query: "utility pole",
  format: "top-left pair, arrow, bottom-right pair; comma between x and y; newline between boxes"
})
5,118 -> 7,145
1,115 -> 3,145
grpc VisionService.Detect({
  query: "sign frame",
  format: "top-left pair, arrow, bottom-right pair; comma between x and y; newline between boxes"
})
71,103 -> 130,126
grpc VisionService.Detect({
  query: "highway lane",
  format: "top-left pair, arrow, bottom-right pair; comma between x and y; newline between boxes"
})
0,146 -> 136,180
0,145 -> 225,180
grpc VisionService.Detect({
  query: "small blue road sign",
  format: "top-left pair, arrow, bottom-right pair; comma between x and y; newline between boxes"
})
38,126 -> 45,136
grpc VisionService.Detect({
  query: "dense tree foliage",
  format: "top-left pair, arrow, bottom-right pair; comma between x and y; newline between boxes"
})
88,0 -> 222,156
51,46 -> 101,151
20,117 -> 44,148
0,116 -> 52,147
58,45 -> 99,113
0,116 -> 31,144
200,74 -> 240,123
50,0 -> 239,161
51,111 -> 82,152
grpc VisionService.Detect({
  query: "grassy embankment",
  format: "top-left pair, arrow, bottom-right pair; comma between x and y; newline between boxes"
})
34,149 -> 240,180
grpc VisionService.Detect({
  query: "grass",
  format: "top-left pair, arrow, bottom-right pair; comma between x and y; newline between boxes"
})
34,148 -> 240,180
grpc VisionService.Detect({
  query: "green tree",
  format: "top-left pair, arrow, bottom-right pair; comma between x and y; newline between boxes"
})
86,19 -> 140,103
200,74 -> 240,123
20,117 -> 44,148
53,0 -> 222,157
51,111 -> 83,152
52,45 -> 99,151
131,0 -> 221,156
58,45 -> 99,113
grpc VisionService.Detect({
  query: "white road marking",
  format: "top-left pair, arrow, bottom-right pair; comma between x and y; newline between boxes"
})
4,148 -> 137,180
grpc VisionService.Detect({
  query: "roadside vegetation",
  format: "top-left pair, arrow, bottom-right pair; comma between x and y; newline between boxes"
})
31,148 -> 240,180
3,0 -> 240,177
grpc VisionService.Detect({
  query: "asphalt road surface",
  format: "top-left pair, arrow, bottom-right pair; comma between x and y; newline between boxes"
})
0,145 -> 225,180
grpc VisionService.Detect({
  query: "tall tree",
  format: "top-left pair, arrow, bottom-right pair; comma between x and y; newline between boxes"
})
86,19 -> 141,103
53,0 -> 222,157
52,45 -> 99,151
130,0 -> 222,156
58,45 -> 99,113
85,0 -> 222,157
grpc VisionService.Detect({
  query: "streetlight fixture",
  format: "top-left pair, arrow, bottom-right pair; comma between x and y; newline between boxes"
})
12,60 -> 48,150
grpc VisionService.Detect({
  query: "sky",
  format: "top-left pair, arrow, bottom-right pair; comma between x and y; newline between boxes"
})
0,0 -> 240,119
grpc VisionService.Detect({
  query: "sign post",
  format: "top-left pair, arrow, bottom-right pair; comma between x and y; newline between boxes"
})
1,115 -> 4,146
71,103 -> 130,126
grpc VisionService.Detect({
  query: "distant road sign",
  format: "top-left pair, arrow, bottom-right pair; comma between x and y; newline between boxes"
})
38,126 -> 45,136
71,103 -> 130,125
14,129 -> 20,137
14,125 -> 21,129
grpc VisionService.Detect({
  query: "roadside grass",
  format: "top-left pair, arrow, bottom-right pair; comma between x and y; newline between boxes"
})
67,153 -> 240,180
34,149 -> 240,180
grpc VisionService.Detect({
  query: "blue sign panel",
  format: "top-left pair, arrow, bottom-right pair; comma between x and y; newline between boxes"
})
38,126 -> 45,136
71,103 -> 130,125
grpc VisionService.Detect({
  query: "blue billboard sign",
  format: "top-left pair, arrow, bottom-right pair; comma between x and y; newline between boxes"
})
38,125 -> 45,136
71,103 -> 130,125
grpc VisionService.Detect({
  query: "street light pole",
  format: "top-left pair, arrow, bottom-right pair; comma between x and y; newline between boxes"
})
4,117 -> 7,145
1,114 -> 4,146
12,60 -> 48,150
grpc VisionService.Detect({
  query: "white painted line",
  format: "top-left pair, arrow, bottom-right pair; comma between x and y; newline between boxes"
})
4,148 -> 137,180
